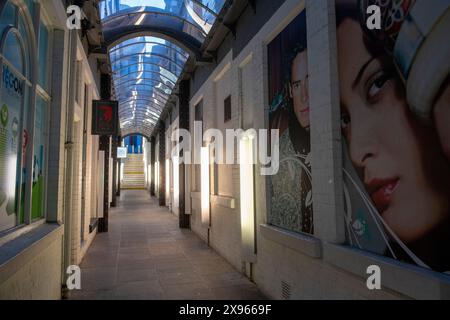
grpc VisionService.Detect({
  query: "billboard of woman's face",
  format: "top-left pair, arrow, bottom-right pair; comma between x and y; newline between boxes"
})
336,0 -> 450,272
267,10 -> 313,234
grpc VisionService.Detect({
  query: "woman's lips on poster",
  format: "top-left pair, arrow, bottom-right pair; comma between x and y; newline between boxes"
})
367,177 -> 400,214
300,108 -> 309,114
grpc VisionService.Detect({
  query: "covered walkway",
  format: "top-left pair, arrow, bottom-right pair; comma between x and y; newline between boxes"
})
69,191 -> 265,300
3,0 -> 448,302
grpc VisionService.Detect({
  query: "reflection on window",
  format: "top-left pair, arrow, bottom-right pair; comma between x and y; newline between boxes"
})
18,16 -> 31,79
38,21 -> 49,90
100,0 -> 225,38
4,32 -> 24,75
0,2 -> 16,36
31,95 -> 47,220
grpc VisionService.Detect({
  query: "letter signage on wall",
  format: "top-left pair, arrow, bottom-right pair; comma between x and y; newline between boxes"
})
2,65 -> 24,97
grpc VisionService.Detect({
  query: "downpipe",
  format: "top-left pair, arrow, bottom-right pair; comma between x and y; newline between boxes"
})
62,29 -> 78,299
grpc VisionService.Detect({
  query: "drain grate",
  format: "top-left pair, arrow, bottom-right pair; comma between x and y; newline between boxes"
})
281,281 -> 291,300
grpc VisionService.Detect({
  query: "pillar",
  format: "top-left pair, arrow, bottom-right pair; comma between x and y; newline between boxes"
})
307,0 -> 345,243
47,28 -> 67,223
98,73 -> 111,233
111,134 -> 118,207
117,135 -> 121,197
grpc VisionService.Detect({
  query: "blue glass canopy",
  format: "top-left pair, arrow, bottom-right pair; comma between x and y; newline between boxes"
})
110,36 -> 189,137
101,0 -> 227,137
100,0 -> 225,35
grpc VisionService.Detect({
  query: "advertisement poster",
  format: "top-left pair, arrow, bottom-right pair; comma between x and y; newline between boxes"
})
0,64 -> 22,231
336,0 -> 450,272
267,10 -> 313,234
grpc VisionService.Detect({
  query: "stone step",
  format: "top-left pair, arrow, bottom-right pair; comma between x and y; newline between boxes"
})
123,173 -> 145,178
123,174 -> 145,180
121,181 -> 145,185
122,183 -> 145,187
124,168 -> 143,171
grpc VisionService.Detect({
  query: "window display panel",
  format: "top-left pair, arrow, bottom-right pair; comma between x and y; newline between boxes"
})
267,10 -> 313,234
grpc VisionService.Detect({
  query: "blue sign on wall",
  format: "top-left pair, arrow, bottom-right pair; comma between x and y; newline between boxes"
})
2,65 -> 24,97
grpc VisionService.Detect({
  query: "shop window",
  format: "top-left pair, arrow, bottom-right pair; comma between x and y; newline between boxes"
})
38,21 -> 49,90
195,100 -> 203,123
0,33 -> 26,232
0,2 -> 43,233
31,95 -> 48,220
224,95 -> 231,123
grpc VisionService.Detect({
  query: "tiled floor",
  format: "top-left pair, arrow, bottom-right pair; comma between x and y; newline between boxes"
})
69,190 -> 266,300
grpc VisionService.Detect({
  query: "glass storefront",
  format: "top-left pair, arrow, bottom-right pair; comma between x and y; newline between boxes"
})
0,0 -> 50,232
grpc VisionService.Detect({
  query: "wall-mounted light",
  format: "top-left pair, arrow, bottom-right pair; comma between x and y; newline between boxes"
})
201,146 -> 210,226
120,162 -> 124,182
135,13 -> 146,26
239,133 -> 256,262
143,153 -> 148,186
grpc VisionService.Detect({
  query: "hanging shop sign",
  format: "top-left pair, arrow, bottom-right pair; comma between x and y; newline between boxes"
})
92,100 -> 118,135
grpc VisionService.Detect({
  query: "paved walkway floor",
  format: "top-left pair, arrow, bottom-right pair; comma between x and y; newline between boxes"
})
69,190 -> 266,300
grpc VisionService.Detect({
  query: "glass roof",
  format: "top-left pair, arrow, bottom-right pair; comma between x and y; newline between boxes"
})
101,1 -> 228,137
100,0 -> 225,35
110,36 -> 189,136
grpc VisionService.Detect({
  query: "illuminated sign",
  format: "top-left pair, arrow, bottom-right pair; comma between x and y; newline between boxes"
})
92,100 -> 118,135
117,147 -> 127,159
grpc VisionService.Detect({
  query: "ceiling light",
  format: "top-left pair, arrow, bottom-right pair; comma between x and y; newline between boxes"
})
135,13 -> 145,26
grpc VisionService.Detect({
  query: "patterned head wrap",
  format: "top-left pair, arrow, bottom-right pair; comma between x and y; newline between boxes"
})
358,0 -> 415,52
